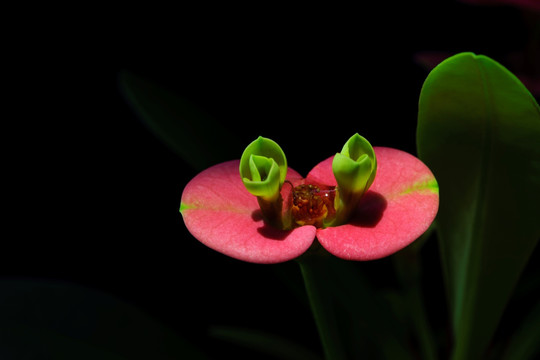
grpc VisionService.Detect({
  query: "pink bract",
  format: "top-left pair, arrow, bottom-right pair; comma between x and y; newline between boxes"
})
180,147 -> 439,263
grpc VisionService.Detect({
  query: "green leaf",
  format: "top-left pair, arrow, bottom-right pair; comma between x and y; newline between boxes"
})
119,70 -> 239,170
417,52 -> 540,360
209,326 -> 323,360
0,279 -> 207,360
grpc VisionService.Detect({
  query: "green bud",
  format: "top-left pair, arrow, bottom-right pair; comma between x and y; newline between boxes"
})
240,136 -> 287,201
332,133 -> 377,197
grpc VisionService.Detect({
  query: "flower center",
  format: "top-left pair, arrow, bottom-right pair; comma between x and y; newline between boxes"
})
291,184 -> 336,228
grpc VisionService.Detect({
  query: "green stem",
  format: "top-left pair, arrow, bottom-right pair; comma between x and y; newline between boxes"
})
326,188 -> 363,227
257,195 -> 285,229
296,251 -> 348,360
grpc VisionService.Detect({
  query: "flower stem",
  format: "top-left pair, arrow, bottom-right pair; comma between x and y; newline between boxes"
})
297,250 -> 348,360
393,225 -> 438,360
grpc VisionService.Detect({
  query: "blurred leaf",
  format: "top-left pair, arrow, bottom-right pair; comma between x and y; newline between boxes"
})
393,225 -> 439,360
501,300 -> 540,360
119,70 -> 240,170
209,325 -> 322,360
329,257 -> 415,360
298,253 -> 348,360
417,52 -> 540,360
297,250 -> 415,360
0,279 -> 207,360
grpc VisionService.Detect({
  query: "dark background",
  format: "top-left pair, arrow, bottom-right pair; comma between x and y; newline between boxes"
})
5,1 -> 537,358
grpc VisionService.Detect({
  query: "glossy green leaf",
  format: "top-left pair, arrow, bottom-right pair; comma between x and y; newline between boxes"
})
119,70 -> 239,170
417,52 -> 540,360
0,279 -> 207,360
209,326 -> 323,360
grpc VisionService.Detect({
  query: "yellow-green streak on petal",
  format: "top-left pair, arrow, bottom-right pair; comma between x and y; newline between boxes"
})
399,178 -> 439,196
179,202 -> 192,213
180,200 -> 254,215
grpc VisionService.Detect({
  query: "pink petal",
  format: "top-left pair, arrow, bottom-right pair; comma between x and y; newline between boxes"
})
307,147 -> 439,261
180,160 -> 316,264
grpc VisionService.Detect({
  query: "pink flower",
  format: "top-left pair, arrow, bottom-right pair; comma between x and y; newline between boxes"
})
180,143 -> 438,264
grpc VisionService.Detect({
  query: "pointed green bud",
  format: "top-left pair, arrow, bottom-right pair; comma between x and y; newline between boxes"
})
332,133 -> 377,197
240,136 -> 287,201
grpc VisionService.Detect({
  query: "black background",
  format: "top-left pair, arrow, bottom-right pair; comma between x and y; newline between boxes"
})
5,1 -> 537,358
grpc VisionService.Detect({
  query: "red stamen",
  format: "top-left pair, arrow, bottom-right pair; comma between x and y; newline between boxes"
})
291,184 -> 336,228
